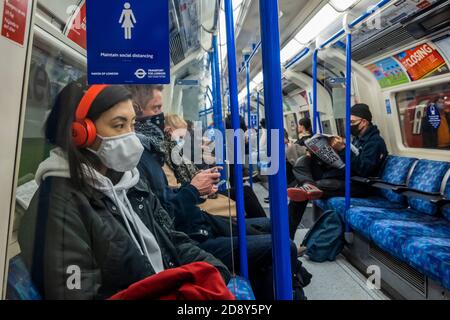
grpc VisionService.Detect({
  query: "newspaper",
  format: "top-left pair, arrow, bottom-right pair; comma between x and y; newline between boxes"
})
304,134 -> 345,169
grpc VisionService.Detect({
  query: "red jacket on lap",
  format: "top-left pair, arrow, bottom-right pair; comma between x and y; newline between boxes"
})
109,262 -> 235,300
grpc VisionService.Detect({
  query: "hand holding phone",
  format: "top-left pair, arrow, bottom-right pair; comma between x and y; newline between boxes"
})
207,166 -> 223,173
216,180 -> 227,188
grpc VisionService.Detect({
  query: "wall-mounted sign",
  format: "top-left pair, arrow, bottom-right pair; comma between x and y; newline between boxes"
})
1,0 -> 29,46
385,99 -> 392,115
176,79 -> 199,86
250,114 -> 258,128
199,107 -> 214,116
86,0 -> 170,84
327,77 -> 346,85
366,57 -> 410,89
426,103 -> 441,129
395,43 -> 449,81
64,0 -> 87,50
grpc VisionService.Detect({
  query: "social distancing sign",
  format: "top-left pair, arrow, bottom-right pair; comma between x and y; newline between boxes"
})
86,0 -> 170,84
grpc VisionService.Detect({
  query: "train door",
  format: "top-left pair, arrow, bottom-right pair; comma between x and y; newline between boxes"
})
0,0 -> 35,299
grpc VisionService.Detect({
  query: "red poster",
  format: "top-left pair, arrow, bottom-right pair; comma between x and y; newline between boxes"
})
395,43 -> 448,81
64,0 -> 86,49
1,0 -> 29,46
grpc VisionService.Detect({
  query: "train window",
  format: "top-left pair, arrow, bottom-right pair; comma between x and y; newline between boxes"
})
6,29 -> 86,295
19,39 -> 85,179
395,82 -> 450,150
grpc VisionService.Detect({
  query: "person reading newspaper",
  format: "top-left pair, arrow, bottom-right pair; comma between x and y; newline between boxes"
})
287,104 -> 388,240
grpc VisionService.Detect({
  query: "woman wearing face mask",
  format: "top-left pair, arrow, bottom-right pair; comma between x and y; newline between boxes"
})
18,78 -> 230,300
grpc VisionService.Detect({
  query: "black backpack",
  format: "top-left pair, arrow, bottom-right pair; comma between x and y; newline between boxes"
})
302,210 -> 345,262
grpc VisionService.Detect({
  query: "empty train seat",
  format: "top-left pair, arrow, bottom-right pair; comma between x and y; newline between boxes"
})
314,156 -> 418,218
344,159 -> 450,290
346,159 -> 449,236
6,255 -> 42,300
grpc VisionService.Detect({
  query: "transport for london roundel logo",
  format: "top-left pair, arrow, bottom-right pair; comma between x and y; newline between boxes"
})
135,69 -> 147,79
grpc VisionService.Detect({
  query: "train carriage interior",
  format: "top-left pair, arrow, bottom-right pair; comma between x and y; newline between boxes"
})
1,0 -> 450,301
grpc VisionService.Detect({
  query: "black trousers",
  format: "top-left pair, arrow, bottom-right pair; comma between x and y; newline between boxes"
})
288,155 -> 371,239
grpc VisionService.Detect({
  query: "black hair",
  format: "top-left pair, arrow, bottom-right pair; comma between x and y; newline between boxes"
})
298,117 -> 312,132
260,118 -> 266,129
45,77 -> 132,189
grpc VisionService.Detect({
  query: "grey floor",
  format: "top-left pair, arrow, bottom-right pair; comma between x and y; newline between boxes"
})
251,182 -> 390,300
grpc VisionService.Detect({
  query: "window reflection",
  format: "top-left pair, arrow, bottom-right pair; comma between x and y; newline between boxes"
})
396,83 -> 450,150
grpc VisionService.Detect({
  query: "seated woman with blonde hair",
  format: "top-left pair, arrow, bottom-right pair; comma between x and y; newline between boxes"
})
163,114 -> 267,219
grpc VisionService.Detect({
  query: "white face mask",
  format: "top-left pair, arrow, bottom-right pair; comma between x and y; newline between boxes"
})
175,136 -> 185,148
89,132 -> 144,172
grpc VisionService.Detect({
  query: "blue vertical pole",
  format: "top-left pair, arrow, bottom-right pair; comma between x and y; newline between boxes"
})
256,91 -> 261,166
259,0 -> 293,300
224,0 -> 249,280
345,33 -> 352,233
312,49 -> 319,135
212,35 -> 227,190
245,56 -> 253,188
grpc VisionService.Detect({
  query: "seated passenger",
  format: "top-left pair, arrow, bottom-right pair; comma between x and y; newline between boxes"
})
285,129 -> 304,186
287,104 -> 388,238
163,114 -> 267,219
128,84 -> 310,299
296,117 -> 313,147
18,79 -> 230,300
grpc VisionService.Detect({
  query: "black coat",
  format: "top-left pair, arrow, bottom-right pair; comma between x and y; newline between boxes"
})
349,125 -> 388,177
138,148 -> 215,242
18,176 -> 230,300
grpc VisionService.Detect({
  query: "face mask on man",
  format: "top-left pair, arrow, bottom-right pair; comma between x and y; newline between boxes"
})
149,113 -> 165,132
88,133 -> 144,172
350,122 -> 362,137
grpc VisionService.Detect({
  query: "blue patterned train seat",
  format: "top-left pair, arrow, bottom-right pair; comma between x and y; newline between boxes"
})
347,207 -> 438,240
345,160 -> 449,239
345,159 -> 449,236
406,160 -> 450,216
347,160 -> 450,290
403,237 -> 450,290
327,196 -> 406,221
378,156 -> 419,204
6,255 -> 42,300
370,219 -> 450,259
442,176 -> 450,221
323,156 -> 417,219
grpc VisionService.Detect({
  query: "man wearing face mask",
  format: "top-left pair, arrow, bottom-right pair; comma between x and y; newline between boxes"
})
286,104 -> 388,239
129,85 -> 311,300
421,97 -> 450,149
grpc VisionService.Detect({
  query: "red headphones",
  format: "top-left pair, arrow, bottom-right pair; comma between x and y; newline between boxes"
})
72,84 -> 110,148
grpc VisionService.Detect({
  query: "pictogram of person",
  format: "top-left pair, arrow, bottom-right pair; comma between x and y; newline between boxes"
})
119,2 -> 137,40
